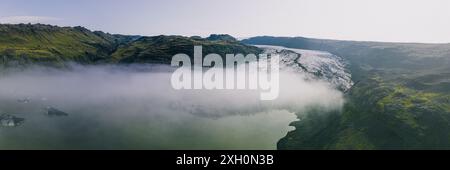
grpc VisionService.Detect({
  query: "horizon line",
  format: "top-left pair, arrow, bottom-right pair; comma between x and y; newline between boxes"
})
1,22 -> 449,45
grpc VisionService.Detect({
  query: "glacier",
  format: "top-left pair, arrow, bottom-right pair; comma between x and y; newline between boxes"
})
255,45 -> 354,91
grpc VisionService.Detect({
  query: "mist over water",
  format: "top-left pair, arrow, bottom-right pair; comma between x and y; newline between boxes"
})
0,64 -> 343,149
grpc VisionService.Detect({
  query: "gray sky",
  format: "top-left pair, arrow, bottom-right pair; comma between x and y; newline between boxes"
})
0,0 -> 449,43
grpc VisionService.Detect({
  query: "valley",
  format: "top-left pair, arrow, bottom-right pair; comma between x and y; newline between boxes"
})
244,36 -> 450,149
2,24 -> 450,149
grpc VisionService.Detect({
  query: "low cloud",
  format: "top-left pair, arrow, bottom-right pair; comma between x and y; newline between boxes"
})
0,64 -> 344,118
0,64 -> 344,149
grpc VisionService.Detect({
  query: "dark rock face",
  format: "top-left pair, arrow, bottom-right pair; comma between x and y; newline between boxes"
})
0,114 -> 25,127
46,107 -> 69,117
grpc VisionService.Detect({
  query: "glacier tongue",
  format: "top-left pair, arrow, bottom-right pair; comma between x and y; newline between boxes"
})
255,45 -> 353,91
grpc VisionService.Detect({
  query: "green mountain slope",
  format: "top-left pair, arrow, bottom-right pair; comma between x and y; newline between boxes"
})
243,36 -> 450,149
111,35 -> 261,64
0,24 -> 261,67
0,24 -> 126,67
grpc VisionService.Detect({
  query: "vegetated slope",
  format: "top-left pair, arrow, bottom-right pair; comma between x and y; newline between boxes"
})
0,24 -> 128,67
243,36 -> 450,149
111,35 -> 261,64
0,24 -> 261,68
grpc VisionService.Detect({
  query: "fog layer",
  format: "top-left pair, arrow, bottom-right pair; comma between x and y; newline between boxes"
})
0,64 -> 343,149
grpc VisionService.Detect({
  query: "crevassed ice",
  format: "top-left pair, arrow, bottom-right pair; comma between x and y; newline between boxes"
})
255,45 -> 353,91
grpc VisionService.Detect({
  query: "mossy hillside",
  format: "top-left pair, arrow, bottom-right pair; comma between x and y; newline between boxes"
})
279,75 -> 450,149
111,35 -> 262,64
0,24 -> 121,66
0,24 -> 261,67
